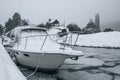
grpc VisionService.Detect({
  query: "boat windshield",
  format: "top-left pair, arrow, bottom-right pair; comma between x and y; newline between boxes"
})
14,28 -> 63,51
21,28 -> 46,37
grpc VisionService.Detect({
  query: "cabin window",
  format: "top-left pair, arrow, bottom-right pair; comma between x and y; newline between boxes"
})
21,28 -> 46,37
22,29 -> 46,33
23,54 -> 30,57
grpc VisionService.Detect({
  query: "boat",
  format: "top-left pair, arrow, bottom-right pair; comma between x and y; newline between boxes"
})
6,26 -> 83,70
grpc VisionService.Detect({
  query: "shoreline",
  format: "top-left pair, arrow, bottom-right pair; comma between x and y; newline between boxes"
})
61,43 -> 120,49
60,32 -> 120,50
75,45 -> 120,49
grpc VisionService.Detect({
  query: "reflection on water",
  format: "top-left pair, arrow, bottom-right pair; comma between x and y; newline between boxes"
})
19,47 -> 120,80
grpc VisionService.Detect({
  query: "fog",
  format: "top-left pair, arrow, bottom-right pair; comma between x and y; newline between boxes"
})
0,0 -> 120,28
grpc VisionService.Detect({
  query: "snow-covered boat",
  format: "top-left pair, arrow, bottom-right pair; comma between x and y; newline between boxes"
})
7,26 -> 83,70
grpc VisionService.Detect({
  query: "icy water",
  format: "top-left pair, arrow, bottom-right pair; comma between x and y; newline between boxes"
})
18,47 -> 120,80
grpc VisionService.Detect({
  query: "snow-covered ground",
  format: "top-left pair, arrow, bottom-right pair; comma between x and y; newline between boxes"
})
61,31 -> 120,48
0,43 -> 26,80
77,31 -> 120,48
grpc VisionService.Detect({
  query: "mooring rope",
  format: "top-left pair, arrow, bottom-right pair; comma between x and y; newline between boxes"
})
26,52 -> 45,78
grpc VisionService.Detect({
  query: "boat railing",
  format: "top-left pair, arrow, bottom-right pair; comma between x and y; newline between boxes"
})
18,34 -> 50,50
17,33 -> 65,50
17,31 -> 80,50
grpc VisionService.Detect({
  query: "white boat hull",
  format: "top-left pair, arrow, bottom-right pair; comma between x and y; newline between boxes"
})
14,51 -> 68,70
7,26 -> 84,71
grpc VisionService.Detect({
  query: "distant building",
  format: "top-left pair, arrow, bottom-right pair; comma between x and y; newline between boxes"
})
82,13 -> 100,34
95,13 -> 100,32
83,19 -> 96,34
48,19 -> 60,26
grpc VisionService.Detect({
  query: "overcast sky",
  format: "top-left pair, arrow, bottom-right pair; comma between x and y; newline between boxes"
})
0,0 -> 120,28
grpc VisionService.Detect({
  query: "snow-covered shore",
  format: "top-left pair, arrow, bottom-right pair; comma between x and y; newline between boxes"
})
0,43 -> 26,80
66,31 -> 120,49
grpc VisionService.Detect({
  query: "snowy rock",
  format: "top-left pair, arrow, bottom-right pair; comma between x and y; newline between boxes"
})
57,70 -> 112,80
60,64 -> 87,70
82,52 -> 102,58
115,76 -> 120,80
100,65 -> 120,75
64,57 -> 104,66
92,53 -> 120,63
86,69 -> 103,74
20,68 -> 57,80
60,57 -> 104,71
103,62 -> 116,67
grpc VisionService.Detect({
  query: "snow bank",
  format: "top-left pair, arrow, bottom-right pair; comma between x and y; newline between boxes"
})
0,43 -> 26,80
64,31 -> 120,48
57,70 -> 112,80
64,57 -> 104,66
77,31 -> 120,48
48,27 -> 120,48
100,65 -> 120,75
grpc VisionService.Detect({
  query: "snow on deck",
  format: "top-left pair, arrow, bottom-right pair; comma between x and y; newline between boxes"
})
0,43 -> 26,80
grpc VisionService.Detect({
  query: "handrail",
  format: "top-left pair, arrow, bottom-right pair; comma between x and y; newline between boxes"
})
73,34 -> 79,49
62,34 -> 68,50
20,33 -> 50,50
16,31 -> 80,50
40,34 -> 48,50
20,31 -> 81,39
24,37 -> 28,49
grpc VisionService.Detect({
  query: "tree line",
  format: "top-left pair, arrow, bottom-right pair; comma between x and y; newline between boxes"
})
0,12 -> 114,36
5,12 -> 28,32
0,12 -> 28,35
0,12 -> 81,35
